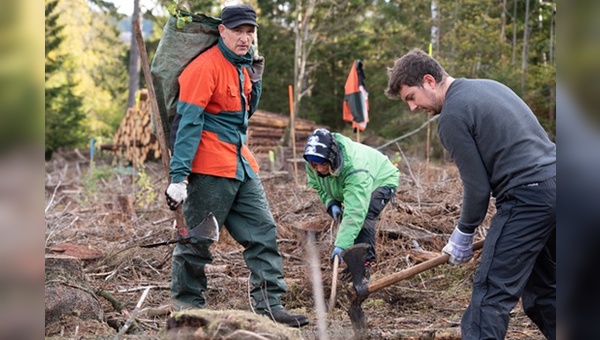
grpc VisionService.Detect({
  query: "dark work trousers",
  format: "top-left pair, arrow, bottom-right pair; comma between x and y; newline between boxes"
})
354,186 -> 395,263
170,173 -> 287,314
461,177 -> 556,340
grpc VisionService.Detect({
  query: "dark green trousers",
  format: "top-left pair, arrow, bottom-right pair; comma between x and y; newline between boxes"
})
171,173 -> 286,313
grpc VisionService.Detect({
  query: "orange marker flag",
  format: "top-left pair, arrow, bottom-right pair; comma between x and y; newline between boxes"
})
343,60 -> 369,131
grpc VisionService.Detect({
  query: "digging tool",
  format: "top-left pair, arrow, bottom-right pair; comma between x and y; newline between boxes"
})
328,253 -> 340,311
132,20 -> 219,244
327,218 -> 341,312
140,212 -> 219,248
342,239 -> 485,339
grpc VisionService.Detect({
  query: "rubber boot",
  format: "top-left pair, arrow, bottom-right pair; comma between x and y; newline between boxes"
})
264,308 -> 309,328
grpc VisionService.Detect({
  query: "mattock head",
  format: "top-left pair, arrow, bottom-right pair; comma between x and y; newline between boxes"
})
341,244 -> 370,298
342,244 -> 371,339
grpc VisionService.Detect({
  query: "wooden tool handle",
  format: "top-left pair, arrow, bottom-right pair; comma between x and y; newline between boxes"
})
328,255 -> 340,311
132,19 -> 187,231
368,239 -> 485,294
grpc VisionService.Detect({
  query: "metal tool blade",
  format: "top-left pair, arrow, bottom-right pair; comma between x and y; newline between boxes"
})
139,212 -> 219,248
188,212 -> 219,242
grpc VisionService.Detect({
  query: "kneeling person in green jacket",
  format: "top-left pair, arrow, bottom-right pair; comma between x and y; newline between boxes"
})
303,129 -> 400,281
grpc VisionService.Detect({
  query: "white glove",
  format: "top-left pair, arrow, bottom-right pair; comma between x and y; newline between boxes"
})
442,227 -> 474,265
165,181 -> 188,210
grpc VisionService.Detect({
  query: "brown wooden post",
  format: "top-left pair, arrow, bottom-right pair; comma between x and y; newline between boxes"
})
133,19 -> 188,235
288,85 -> 299,186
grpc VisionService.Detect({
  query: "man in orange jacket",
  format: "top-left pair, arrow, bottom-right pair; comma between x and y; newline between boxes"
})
164,4 -> 308,328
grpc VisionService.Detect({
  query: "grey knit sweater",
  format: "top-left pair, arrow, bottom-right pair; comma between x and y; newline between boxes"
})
438,78 -> 556,234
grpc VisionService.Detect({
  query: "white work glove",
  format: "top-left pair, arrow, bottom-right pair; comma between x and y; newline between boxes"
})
248,55 -> 264,82
165,181 -> 188,211
442,227 -> 474,265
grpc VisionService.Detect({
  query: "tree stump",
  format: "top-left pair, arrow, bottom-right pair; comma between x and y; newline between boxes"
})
45,254 -> 104,336
165,309 -> 303,340
117,194 -> 137,221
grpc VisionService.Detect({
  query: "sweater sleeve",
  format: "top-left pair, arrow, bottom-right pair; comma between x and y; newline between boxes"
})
438,114 -> 490,234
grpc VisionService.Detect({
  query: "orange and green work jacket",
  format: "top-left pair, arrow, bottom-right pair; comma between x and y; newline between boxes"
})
169,39 -> 261,183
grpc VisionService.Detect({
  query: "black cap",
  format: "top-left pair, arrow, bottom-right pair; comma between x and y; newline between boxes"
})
221,4 -> 258,29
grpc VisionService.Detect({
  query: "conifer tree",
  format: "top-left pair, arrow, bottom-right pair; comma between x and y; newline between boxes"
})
45,0 -> 86,160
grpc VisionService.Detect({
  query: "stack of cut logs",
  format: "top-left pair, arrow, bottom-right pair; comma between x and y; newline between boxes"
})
247,110 -> 326,154
107,89 -> 325,164
109,89 -> 161,165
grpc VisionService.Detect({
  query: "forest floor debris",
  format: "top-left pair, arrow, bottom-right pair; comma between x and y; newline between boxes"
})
44,149 -> 544,339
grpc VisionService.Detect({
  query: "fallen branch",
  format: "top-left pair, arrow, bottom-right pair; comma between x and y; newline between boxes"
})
225,329 -> 270,340
115,286 -> 151,338
152,217 -> 172,225
98,290 -> 123,312
383,327 -> 461,339
280,252 -> 305,262
378,222 -> 438,242
205,264 -> 229,274
45,180 -> 61,213
139,304 -> 172,318
396,142 -> 422,208
117,285 -> 169,293
408,248 -> 440,263
377,114 -> 440,150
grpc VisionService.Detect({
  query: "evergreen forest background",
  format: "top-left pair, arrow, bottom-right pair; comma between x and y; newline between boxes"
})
45,0 -> 557,159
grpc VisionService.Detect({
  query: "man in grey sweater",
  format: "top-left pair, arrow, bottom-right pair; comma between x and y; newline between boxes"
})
385,48 -> 556,340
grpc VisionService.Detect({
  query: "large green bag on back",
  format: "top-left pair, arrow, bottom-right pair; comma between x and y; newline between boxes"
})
150,13 -> 221,147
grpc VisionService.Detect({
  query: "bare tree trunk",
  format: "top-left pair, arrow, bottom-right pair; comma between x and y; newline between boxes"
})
501,0 -> 507,40
293,1 -> 301,129
448,1 -> 461,73
428,0 -> 439,171
520,0 -> 531,93
431,0 -> 439,55
511,0 -> 517,64
547,4 -> 556,125
290,1 -> 301,147
289,0 -> 316,146
549,4 -> 555,65
126,0 -> 141,108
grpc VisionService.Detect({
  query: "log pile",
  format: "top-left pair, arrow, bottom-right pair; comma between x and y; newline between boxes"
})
248,110 -> 327,154
107,89 -> 325,165
109,89 -> 161,165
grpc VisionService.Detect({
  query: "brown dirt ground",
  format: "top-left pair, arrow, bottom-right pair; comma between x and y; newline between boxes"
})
44,148 -> 545,339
